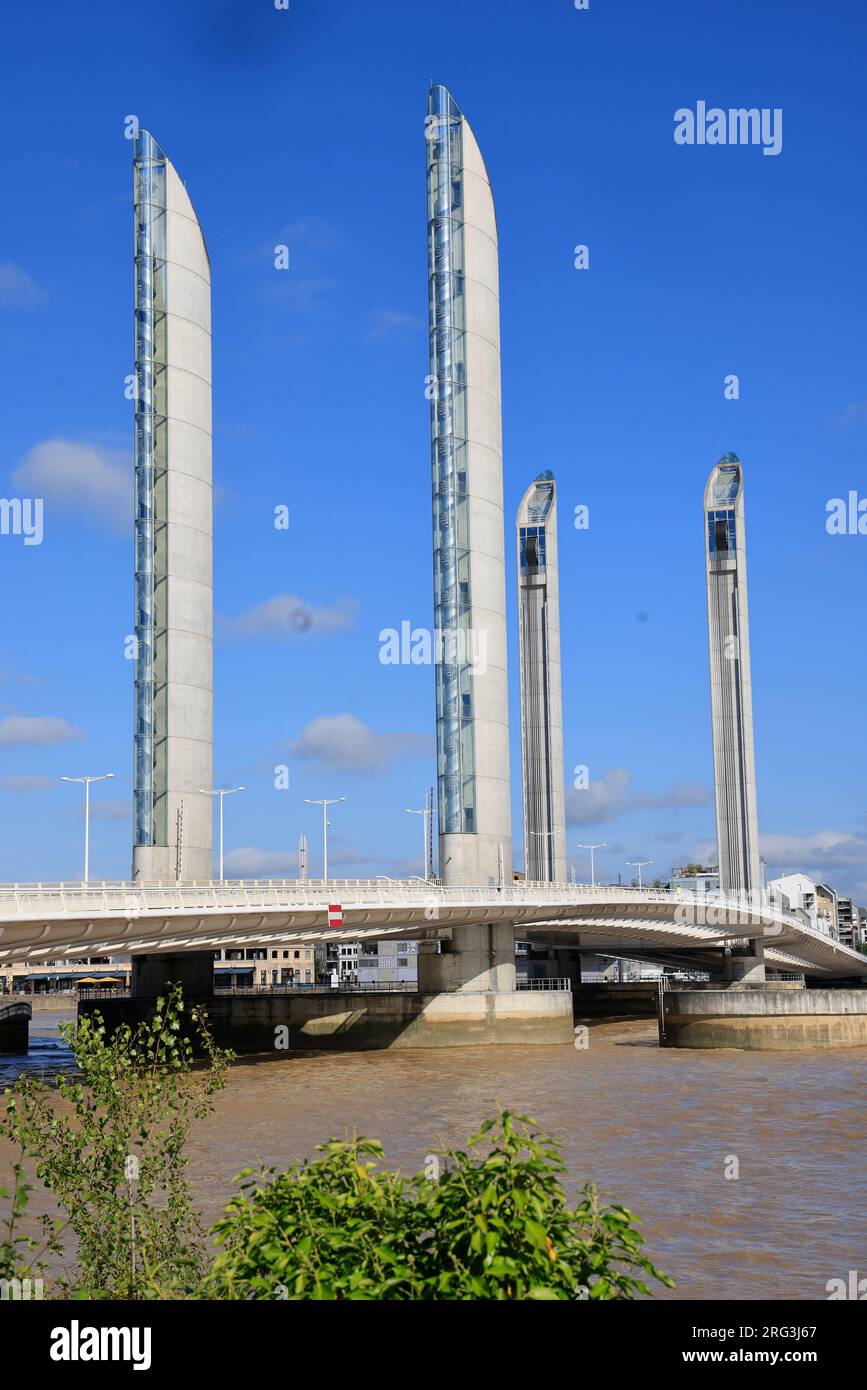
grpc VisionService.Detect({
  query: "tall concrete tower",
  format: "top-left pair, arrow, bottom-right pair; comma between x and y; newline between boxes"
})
426,84 -> 510,888
516,472 -> 566,882
704,453 -> 764,981
132,131 -> 213,882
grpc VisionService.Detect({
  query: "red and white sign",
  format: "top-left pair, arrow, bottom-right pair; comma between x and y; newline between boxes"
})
327,903 -> 344,929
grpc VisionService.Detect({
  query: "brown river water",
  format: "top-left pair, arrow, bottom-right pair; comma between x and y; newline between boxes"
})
3,1010 -> 866,1300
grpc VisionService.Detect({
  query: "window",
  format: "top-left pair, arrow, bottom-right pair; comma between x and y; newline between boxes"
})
707,509 -> 736,554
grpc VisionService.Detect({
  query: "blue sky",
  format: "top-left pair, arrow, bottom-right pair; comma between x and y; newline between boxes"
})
1,0 -> 865,896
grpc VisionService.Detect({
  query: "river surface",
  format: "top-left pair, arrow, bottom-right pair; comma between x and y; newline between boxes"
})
2,1010 -> 865,1300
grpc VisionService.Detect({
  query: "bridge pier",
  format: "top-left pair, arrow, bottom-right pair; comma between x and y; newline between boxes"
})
0,1001 -> 30,1053
131,952 -> 214,999
414,924 -> 574,1046
722,937 -> 766,985
418,922 -> 516,994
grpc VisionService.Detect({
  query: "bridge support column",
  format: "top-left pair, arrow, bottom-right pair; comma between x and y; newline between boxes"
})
418,923 -> 516,993
412,924 -> 573,1045
552,949 -> 582,991
723,937 -> 766,985
131,953 -> 214,999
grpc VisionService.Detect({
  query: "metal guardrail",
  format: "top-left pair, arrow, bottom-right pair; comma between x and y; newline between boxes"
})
80,980 -> 574,1000
516,977 -> 571,991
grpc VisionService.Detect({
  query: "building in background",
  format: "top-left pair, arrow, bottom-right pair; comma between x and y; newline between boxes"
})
815,883 -> 839,938
315,940 -> 419,988
426,83 -> 510,887
670,865 -> 720,895
835,897 -> 859,949
357,940 -> 419,987
132,130 -> 213,882
214,944 -> 316,989
516,472 -> 566,882
767,873 -> 829,934
1,957 -> 130,996
704,453 -> 761,899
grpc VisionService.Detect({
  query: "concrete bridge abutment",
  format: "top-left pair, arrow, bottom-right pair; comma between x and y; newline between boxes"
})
416,923 -> 573,1046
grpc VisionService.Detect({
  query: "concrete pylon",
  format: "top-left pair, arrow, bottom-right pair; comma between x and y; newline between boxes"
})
426,84 -> 510,893
132,131 -> 214,883
704,454 -> 764,982
516,472 -> 567,883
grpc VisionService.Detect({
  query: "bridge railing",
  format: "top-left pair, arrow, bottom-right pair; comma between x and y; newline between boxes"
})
4,877 -> 863,963
0,877 -> 774,917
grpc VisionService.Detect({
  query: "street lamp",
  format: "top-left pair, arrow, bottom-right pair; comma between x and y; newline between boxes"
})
576,842 -> 606,887
627,859 -> 653,889
304,796 -> 347,882
199,786 -> 245,882
405,804 -> 431,880
60,773 -> 115,883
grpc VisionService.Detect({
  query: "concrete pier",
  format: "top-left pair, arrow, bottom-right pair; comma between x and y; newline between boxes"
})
131,952 -> 214,999
0,1001 -> 31,1052
81,986 -> 574,1053
72,937 -> 577,1051
660,987 -> 867,1050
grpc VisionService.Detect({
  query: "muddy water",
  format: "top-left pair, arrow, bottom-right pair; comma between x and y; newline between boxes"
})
4,1017 -> 866,1300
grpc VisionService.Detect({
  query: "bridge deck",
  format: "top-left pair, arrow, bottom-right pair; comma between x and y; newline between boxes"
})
0,880 -> 864,980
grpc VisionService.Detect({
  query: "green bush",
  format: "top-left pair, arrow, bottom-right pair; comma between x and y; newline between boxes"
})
2,985 -> 233,1298
205,1111 -> 672,1301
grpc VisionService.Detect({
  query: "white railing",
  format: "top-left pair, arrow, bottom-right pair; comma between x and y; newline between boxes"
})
0,877 -> 781,919
1,878 -> 864,970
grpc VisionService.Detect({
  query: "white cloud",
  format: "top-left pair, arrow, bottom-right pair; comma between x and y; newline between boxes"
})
0,716 -> 82,747
263,276 -> 339,309
633,779 -> 712,811
675,828 -> 867,899
221,594 -> 358,639
223,842 -> 420,879
830,401 -> 867,428
366,310 -> 424,342
0,262 -> 45,308
290,713 -> 433,773
565,768 -> 711,826
759,830 -> 867,873
566,768 -> 631,824
1,774 -> 54,791
223,847 -> 299,877
12,440 -> 131,534
89,799 -> 132,822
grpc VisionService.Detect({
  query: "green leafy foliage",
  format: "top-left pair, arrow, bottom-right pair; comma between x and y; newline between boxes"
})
205,1110 -> 672,1301
1,985 -> 233,1298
